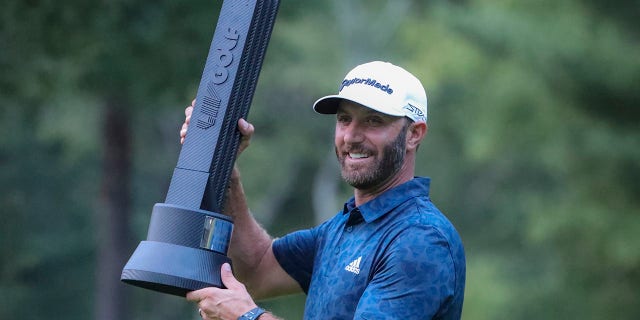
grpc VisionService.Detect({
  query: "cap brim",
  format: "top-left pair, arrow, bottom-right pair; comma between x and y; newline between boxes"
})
313,95 -> 405,117
312,95 -> 343,114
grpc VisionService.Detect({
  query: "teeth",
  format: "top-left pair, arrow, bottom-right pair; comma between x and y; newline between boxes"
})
349,153 -> 368,159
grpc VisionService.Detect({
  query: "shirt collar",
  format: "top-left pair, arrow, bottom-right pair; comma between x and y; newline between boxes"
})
342,177 -> 431,223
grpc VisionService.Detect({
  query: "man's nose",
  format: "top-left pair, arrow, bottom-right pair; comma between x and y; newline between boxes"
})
342,122 -> 365,144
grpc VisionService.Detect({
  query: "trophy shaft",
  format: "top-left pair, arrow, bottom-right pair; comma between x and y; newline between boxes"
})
121,0 -> 280,296
168,0 -> 280,213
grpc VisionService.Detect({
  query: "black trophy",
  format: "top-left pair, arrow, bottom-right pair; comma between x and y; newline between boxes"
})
121,0 -> 280,297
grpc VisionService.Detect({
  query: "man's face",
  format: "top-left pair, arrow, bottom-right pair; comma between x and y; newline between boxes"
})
334,101 -> 409,190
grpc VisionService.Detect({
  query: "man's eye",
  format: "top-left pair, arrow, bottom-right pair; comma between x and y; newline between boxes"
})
367,117 -> 383,125
337,115 -> 351,123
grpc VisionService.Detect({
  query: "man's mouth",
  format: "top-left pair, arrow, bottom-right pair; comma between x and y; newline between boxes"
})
349,152 -> 369,159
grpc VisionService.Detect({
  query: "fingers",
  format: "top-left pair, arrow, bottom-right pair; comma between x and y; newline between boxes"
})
187,287 -> 226,320
186,287 -> 210,303
185,100 -> 194,122
180,98 -> 255,150
180,102 -> 194,144
180,122 -> 189,144
185,264 -> 238,303
186,264 -> 256,320
220,263 -> 242,290
237,119 -> 254,155
238,118 -> 253,136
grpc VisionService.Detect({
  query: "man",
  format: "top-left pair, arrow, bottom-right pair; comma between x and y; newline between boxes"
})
183,61 -> 466,319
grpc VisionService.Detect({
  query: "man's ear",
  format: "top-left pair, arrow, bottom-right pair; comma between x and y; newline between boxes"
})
406,122 -> 427,151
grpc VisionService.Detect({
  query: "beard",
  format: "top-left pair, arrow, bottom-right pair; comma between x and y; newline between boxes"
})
336,123 -> 408,190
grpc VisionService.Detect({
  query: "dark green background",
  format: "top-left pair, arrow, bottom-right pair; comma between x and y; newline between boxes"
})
1,0 -> 638,319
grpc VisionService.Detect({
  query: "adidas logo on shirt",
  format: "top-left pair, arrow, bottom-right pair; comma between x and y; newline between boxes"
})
345,256 -> 362,275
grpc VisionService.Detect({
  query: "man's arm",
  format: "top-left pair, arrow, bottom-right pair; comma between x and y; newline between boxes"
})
223,166 -> 301,299
181,101 -> 301,299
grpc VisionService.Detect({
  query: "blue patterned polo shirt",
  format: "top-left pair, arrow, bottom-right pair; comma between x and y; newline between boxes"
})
272,177 -> 466,319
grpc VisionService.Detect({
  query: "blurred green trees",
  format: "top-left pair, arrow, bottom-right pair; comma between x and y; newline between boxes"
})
1,0 -> 638,319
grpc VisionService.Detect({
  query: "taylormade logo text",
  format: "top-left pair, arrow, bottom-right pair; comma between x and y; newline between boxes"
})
340,78 -> 394,95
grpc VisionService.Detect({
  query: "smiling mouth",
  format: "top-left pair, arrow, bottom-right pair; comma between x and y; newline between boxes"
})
349,152 -> 369,159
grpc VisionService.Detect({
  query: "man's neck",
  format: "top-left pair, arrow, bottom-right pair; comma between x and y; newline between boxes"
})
353,171 -> 413,206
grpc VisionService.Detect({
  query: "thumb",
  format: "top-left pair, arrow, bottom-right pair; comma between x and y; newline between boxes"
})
220,263 -> 241,289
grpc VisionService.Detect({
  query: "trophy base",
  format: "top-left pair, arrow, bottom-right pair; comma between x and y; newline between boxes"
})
121,240 -> 232,297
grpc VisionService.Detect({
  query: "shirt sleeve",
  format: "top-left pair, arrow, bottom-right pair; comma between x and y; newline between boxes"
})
272,227 -> 318,293
354,225 -> 457,319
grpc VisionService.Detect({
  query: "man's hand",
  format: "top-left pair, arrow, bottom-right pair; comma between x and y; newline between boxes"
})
187,263 -> 259,320
179,99 -> 195,144
179,99 -> 255,155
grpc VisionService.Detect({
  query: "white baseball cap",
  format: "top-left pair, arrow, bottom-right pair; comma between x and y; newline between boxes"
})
313,61 -> 427,123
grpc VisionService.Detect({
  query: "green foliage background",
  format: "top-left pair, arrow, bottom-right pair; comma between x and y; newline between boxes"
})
1,0 -> 638,319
